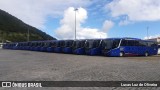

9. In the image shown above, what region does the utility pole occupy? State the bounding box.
[74,8,78,40]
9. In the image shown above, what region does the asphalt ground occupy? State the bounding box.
[0,49,160,90]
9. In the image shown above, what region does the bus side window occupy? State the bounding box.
[127,40,135,46]
[134,40,139,46]
[121,40,127,46]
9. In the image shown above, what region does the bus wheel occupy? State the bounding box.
[120,52,124,57]
[145,52,149,57]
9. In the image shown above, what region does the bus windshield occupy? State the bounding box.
[50,42,56,47]
[73,40,85,49]
[65,41,73,47]
[44,42,51,47]
[85,40,101,49]
[55,41,65,47]
[55,42,60,47]
[102,39,120,50]
[40,42,44,47]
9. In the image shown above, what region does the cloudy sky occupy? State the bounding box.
[0,0,160,39]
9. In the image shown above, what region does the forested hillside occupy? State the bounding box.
[0,9,56,42]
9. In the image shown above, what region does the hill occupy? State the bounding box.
[0,9,56,42]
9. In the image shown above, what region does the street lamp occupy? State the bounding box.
[74,8,78,40]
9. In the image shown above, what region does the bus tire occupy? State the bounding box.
[120,52,124,57]
[145,52,149,57]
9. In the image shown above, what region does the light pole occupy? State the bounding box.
[147,26,149,39]
[74,8,78,40]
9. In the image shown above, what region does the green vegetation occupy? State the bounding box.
[0,9,56,42]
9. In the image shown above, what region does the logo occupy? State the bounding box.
[2,82,11,87]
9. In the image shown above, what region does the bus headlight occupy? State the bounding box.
[120,47,124,51]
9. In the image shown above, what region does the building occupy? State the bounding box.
[147,37,160,44]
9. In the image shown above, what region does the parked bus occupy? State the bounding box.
[24,42,30,50]
[33,41,44,51]
[29,41,39,51]
[72,40,86,55]
[18,42,26,50]
[84,39,102,55]
[3,43,16,49]
[40,41,52,52]
[21,42,28,50]
[13,42,21,50]
[102,38,158,57]
[47,41,56,52]
[63,40,74,54]
[54,40,65,53]
[3,43,9,49]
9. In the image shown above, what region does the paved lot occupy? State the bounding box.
[0,49,160,90]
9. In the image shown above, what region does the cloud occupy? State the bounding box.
[0,0,91,29]
[102,20,114,32]
[144,34,160,39]
[106,0,160,23]
[55,7,107,39]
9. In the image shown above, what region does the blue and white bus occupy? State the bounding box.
[63,40,74,54]
[72,40,86,55]
[84,39,102,55]
[102,38,158,57]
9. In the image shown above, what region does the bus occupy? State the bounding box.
[25,42,32,50]
[3,43,16,49]
[33,41,44,51]
[47,41,56,52]
[21,42,28,50]
[63,40,74,54]
[29,41,39,51]
[13,42,21,50]
[18,42,26,50]
[40,41,52,52]
[24,42,30,50]
[84,39,102,55]
[102,38,158,57]
[72,40,86,55]
[54,40,65,53]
